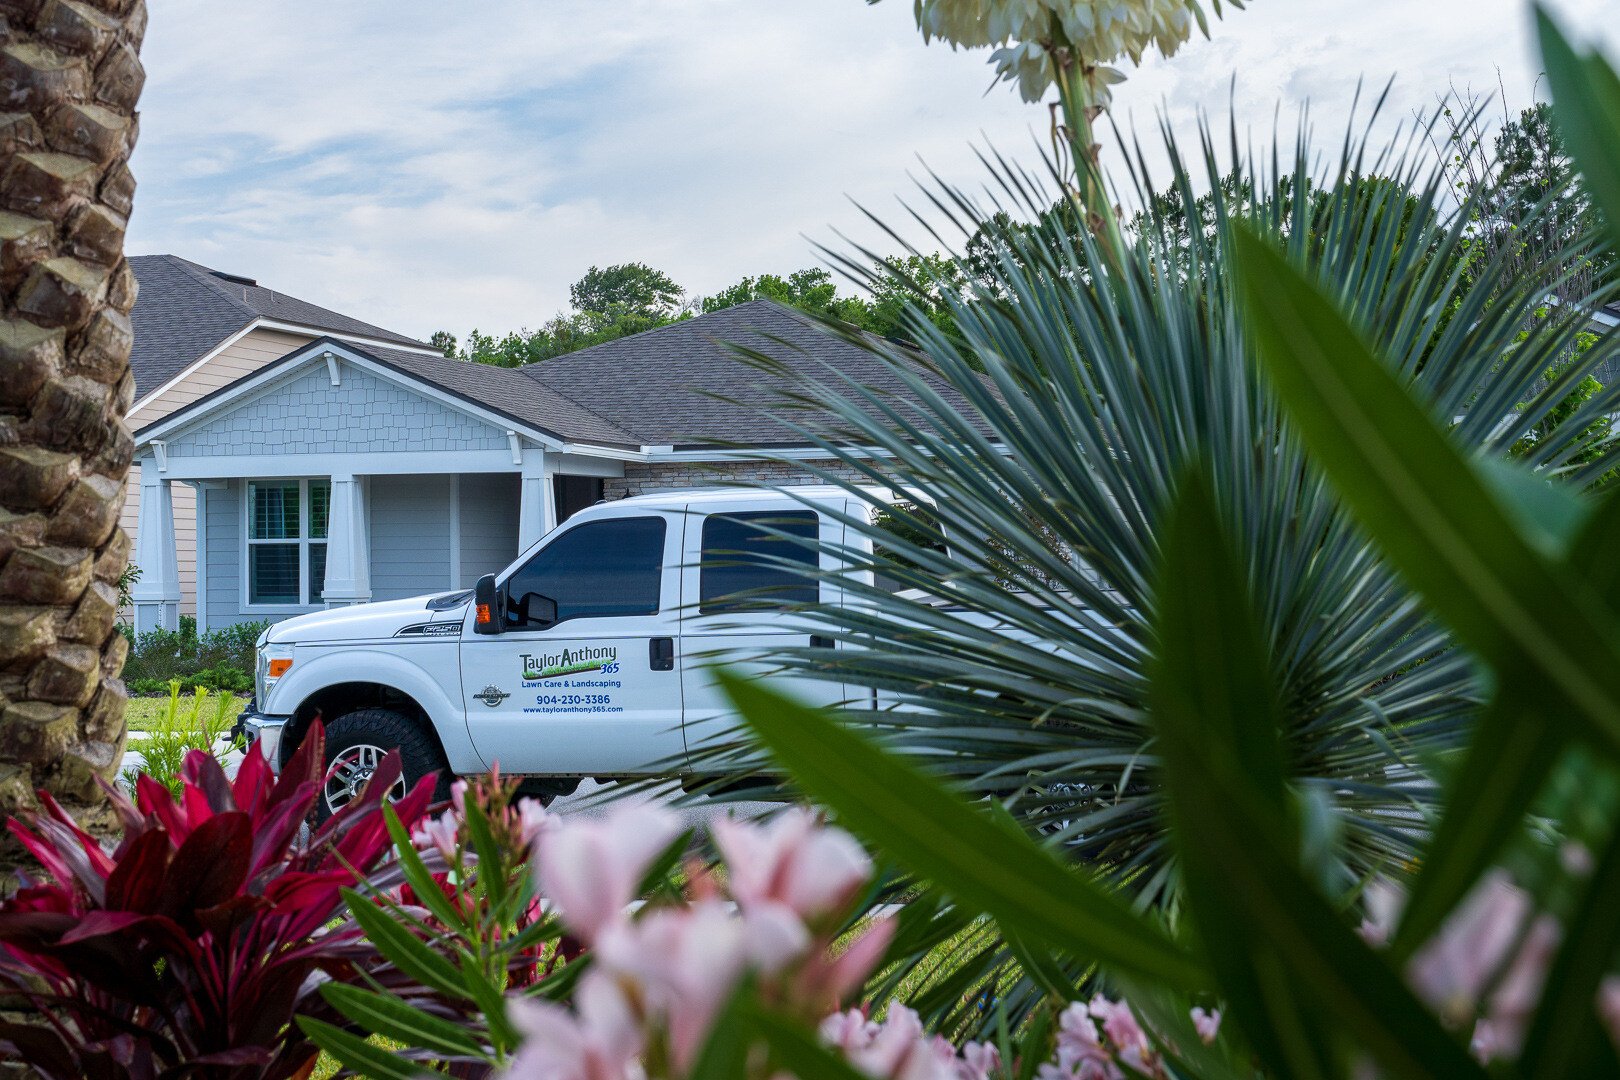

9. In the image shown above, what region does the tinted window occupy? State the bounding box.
[505,517,666,627]
[870,501,948,593]
[700,512,819,614]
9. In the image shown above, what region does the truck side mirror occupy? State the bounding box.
[473,574,503,635]
[514,591,558,628]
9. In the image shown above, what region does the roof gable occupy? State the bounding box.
[135,338,640,452]
[128,255,430,400]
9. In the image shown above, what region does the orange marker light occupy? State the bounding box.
[476,603,492,625]
[268,658,293,678]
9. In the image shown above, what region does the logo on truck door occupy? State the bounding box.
[474,685,511,707]
[520,645,620,682]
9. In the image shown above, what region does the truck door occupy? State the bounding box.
[677,500,848,766]
[459,510,685,774]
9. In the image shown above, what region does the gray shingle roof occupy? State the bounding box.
[356,344,641,448]
[521,300,988,449]
[129,255,427,399]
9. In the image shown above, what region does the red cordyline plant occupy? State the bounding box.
[0,721,437,1080]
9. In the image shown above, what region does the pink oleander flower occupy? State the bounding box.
[712,808,873,922]
[411,807,461,865]
[517,797,554,847]
[822,1007,881,1055]
[1357,877,1405,949]
[959,1041,1002,1080]
[1479,914,1561,1060]
[1191,1006,1221,1045]
[597,900,808,1072]
[1044,1002,1116,1080]
[1407,870,1532,1027]
[846,1005,959,1080]
[536,806,681,943]
[790,918,896,1012]
[506,970,646,1080]
[1089,996,1152,1071]
[1598,976,1620,1054]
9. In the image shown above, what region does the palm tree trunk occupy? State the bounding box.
[0,0,146,832]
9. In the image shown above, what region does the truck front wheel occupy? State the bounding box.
[320,708,451,822]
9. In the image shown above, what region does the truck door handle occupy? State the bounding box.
[650,637,674,671]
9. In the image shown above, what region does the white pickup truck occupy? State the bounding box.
[242,486,899,816]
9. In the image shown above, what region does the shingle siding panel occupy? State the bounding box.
[163,368,509,458]
[458,473,520,586]
[203,479,254,627]
[369,475,453,601]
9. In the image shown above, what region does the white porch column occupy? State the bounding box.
[322,474,372,606]
[518,449,557,551]
[131,469,181,634]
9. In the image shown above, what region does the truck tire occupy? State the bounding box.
[319,708,451,822]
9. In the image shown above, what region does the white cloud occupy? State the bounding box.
[126,0,1618,340]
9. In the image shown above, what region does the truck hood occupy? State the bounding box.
[265,593,468,645]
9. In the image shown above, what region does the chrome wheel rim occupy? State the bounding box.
[324,743,407,814]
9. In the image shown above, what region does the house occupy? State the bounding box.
[127,271,982,634]
[124,256,443,626]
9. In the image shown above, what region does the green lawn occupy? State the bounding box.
[124,693,243,733]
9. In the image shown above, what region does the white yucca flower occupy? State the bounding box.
[911,0,1240,101]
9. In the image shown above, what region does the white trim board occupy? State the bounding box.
[144,449,534,480]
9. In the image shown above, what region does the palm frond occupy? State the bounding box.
[681,98,1620,1034]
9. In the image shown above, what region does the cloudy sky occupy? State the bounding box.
[127,0,1616,342]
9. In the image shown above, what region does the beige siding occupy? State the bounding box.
[130,327,314,430]
[125,326,316,619]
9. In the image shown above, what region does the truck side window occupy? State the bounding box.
[699,512,819,614]
[504,517,666,628]
[870,501,948,592]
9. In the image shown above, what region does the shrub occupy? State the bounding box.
[0,723,438,1080]
[121,682,242,797]
[122,619,268,687]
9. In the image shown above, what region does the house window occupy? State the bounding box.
[247,479,330,606]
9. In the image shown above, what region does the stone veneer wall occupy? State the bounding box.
[603,459,873,501]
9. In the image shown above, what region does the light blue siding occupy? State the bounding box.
[458,473,520,585]
[369,474,454,601]
[202,479,259,627]
[164,367,509,459]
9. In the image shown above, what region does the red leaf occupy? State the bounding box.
[180,780,214,834]
[263,870,348,912]
[230,746,272,819]
[7,820,77,893]
[136,774,188,842]
[58,911,146,946]
[156,812,252,923]
[182,749,235,814]
[247,785,317,880]
[275,718,325,800]
[104,831,172,914]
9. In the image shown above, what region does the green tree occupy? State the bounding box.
[700,258,964,342]
[569,262,684,323]
[436,263,689,368]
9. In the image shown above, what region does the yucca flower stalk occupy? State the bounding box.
[895,0,1245,233]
